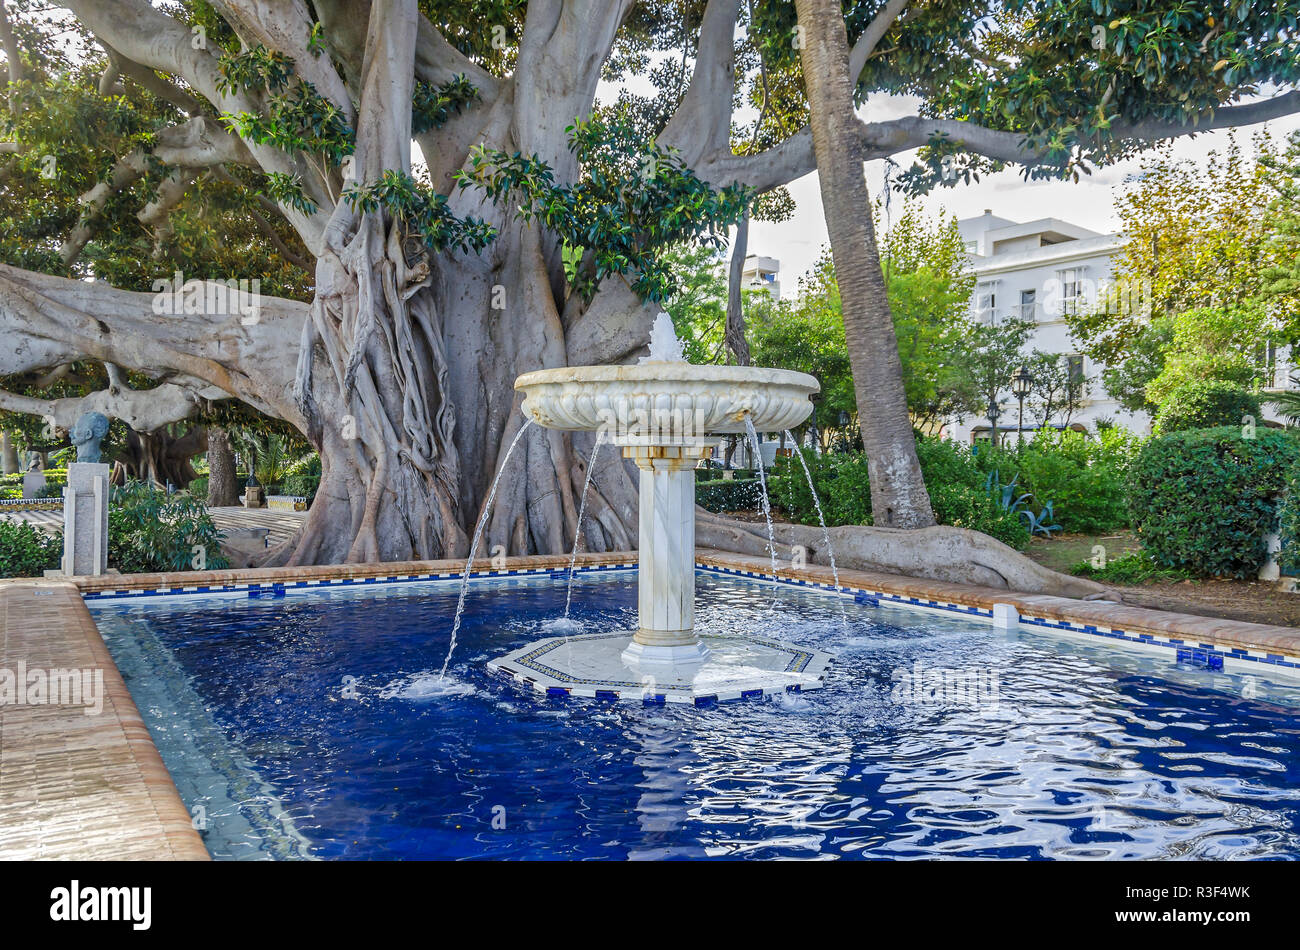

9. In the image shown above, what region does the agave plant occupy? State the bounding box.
[984,469,1062,538]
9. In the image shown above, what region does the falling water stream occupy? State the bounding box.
[743,416,780,597]
[562,429,606,622]
[783,429,847,623]
[438,418,534,680]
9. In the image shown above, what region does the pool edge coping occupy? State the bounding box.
[0,581,210,861]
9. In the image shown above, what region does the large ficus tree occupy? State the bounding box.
[0,0,1296,590]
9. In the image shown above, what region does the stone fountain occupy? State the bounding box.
[488,314,833,704]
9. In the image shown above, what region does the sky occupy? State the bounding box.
[749,95,1300,297]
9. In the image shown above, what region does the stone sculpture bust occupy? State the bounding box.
[70,411,110,464]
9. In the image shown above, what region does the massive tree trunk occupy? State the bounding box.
[113,425,207,489]
[206,427,239,507]
[275,0,643,566]
[0,430,17,474]
[793,0,935,529]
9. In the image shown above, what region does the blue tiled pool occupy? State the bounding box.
[89,571,1300,859]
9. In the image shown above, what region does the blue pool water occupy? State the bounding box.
[90,571,1300,860]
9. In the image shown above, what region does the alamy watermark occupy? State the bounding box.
[0,662,105,716]
[151,270,261,325]
[889,659,1000,715]
[595,398,709,447]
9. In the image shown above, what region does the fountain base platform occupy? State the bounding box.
[487,632,832,704]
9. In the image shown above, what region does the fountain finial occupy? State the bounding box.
[640,311,687,364]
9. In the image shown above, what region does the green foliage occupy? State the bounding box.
[661,244,728,364]
[1070,134,1298,368]
[1007,428,1139,534]
[1128,427,1299,578]
[1144,304,1275,407]
[695,478,767,513]
[458,116,751,302]
[107,481,228,574]
[0,521,61,578]
[263,172,318,216]
[1280,459,1300,576]
[1070,552,1193,585]
[982,469,1060,538]
[282,473,320,499]
[345,169,495,254]
[218,46,354,165]
[1261,131,1300,304]
[1153,380,1261,434]
[771,440,1030,550]
[411,75,480,134]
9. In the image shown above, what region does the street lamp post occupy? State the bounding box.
[1011,365,1034,450]
[987,398,1002,449]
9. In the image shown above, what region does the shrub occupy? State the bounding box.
[1008,428,1137,534]
[695,478,767,513]
[928,480,1030,549]
[1278,460,1300,577]
[1154,380,1261,434]
[772,442,1029,549]
[0,521,62,577]
[108,481,229,573]
[283,472,320,499]
[1128,426,1298,577]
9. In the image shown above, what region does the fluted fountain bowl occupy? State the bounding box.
[515,364,820,446]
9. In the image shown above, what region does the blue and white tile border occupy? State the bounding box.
[698,563,1300,680]
[80,561,636,601]
[78,556,1300,682]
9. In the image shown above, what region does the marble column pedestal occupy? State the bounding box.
[622,444,711,672]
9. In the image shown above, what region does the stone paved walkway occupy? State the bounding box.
[0,581,208,859]
[1,503,308,548]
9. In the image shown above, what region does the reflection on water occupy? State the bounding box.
[91,572,1300,860]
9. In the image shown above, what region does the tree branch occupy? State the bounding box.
[60,117,257,268]
[0,378,223,433]
[659,0,741,161]
[0,263,310,430]
[847,0,910,81]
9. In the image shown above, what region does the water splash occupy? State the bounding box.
[743,416,779,599]
[784,430,847,624]
[639,311,687,363]
[563,429,606,621]
[381,671,477,701]
[439,419,534,679]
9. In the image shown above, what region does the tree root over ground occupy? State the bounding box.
[697,511,1117,600]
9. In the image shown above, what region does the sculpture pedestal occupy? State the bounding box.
[61,462,109,576]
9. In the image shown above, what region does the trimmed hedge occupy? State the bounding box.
[1129,426,1298,577]
[1154,380,1260,434]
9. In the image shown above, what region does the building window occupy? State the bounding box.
[1019,289,1036,321]
[1066,354,1085,396]
[1059,268,1083,314]
[975,282,998,325]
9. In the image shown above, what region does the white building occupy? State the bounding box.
[943,210,1151,444]
[741,254,781,299]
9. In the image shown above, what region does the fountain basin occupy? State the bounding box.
[500,339,826,703]
[515,364,819,445]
